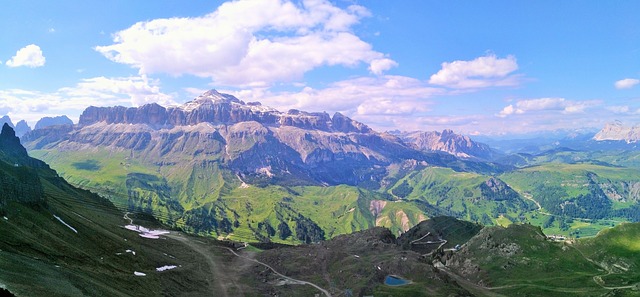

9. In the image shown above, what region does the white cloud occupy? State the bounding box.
[606,105,640,115]
[356,98,428,116]
[369,58,398,75]
[223,75,440,117]
[6,44,46,68]
[60,76,175,106]
[429,54,520,89]
[614,78,640,89]
[607,105,630,113]
[96,0,392,87]
[497,97,600,117]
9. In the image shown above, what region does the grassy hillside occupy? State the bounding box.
[30,147,640,243]
[443,222,640,296]
[30,148,438,243]
[500,163,640,237]
[576,223,640,289]
[384,167,535,226]
[446,224,603,296]
[0,148,257,296]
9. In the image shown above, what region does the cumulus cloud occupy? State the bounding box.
[614,78,640,89]
[369,58,398,75]
[497,97,600,117]
[6,44,46,68]
[96,0,393,87]
[60,76,175,106]
[429,54,520,89]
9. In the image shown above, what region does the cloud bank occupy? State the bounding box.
[96,0,396,87]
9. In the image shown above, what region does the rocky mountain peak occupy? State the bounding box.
[14,120,31,137]
[0,123,30,164]
[180,89,243,111]
[0,115,14,129]
[331,112,372,134]
[593,121,640,143]
[441,129,455,136]
[1,123,17,139]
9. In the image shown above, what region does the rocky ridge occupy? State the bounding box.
[398,129,497,160]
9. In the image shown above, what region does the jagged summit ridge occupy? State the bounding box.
[78,89,371,133]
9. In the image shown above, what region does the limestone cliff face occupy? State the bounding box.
[78,90,350,132]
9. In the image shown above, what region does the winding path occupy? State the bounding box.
[571,245,640,290]
[437,245,638,295]
[124,212,330,296]
[222,246,332,297]
[165,233,234,297]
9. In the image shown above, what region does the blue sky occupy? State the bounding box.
[1,0,639,136]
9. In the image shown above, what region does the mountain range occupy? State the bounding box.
[4,90,640,246]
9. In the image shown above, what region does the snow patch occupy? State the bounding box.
[156,265,178,272]
[134,271,146,276]
[54,215,78,233]
[125,224,169,239]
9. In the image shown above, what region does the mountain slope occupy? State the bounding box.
[443,222,640,296]
[0,124,262,296]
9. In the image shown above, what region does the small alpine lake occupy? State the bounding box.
[384,275,411,286]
